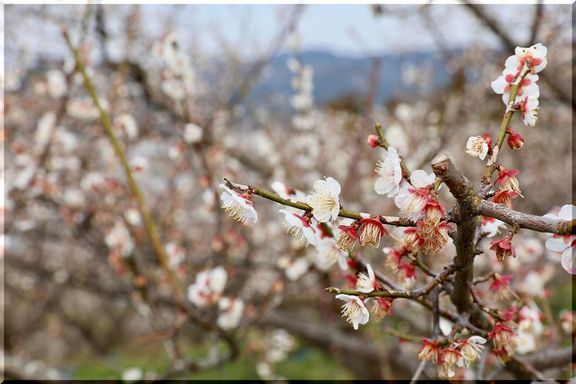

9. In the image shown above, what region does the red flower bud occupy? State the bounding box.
[506,128,525,149]
[367,134,380,148]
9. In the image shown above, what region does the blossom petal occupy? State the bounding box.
[545,237,568,253]
[561,248,575,274]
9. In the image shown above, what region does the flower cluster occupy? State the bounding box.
[491,43,547,127]
[187,267,244,330]
[334,264,394,330]
[489,322,517,362]
[418,336,487,378]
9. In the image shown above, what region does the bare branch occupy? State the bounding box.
[480,200,574,235]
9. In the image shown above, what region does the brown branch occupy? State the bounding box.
[431,154,481,316]
[479,200,574,235]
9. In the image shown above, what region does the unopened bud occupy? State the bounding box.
[507,128,524,149]
[367,134,380,148]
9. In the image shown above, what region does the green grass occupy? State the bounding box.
[69,338,353,380]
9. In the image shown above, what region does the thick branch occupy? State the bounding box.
[480,200,575,235]
[432,154,481,315]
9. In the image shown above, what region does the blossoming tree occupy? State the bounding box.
[4,4,574,381]
[221,43,574,379]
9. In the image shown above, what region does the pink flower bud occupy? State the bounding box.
[507,128,525,149]
[367,134,380,148]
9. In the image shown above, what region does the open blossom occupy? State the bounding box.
[374,146,403,197]
[217,297,244,330]
[419,217,450,254]
[315,237,348,271]
[336,224,359,252]
[480,216,505,238]
[505,43,547,75]
[490,237,515,263]
[183,123,203,144]
[187,266,227,307]
[357,218,387,248]
[166,242,185,268]
[489,273,514,300]
[355,264,377,293]
[438,348,462,378]
[491,67,539,105]
[105,221,134,257]
[457,336,487,367]
[544,205,575,274]
[394,170,435,217]
[280,257,310,281]
[305,177,341,222]
[369,297,393,321]
[495,168,522,197]
[418,339,440,364]
[465,135,489,160]
[219,184,258,224]
[518,94,539,127]
[492,190,519,209]
[489,322,516,351]
[402,226,425,253]
[335,294,369,330]
[397,262,416,289]
[279,209,318,246]
[384,246,409,272]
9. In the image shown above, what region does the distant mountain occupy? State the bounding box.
[250,49,457,107]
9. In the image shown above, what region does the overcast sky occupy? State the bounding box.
[5,3,570,71]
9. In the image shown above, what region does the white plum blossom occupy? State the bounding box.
[458,336,487,367]
[410,169,436,188]
[465,136,489,160]
[480,217,506,238]
[116,113,138,140]
[394,170,434,217]
[219,184,258,224]
[518,266,554,297]
[279,209,318,246]
[183,123,203,144]
[282,257,309,281]
[305,177,341,222]
[125,209,142,227]
[374,146,403,197]
[491,66,539,105]
[505,43,548,74]
[187,266,227,307]
[46,69,67,98]
[335,294,370,330]
[518,94,539,127]
[355,264,376,293]
[514,331,536,355]
[314,237,348,271]
[165,242,185,268]
[217,297,244,330]
[544,205,575,274]
[105,221,134,257]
